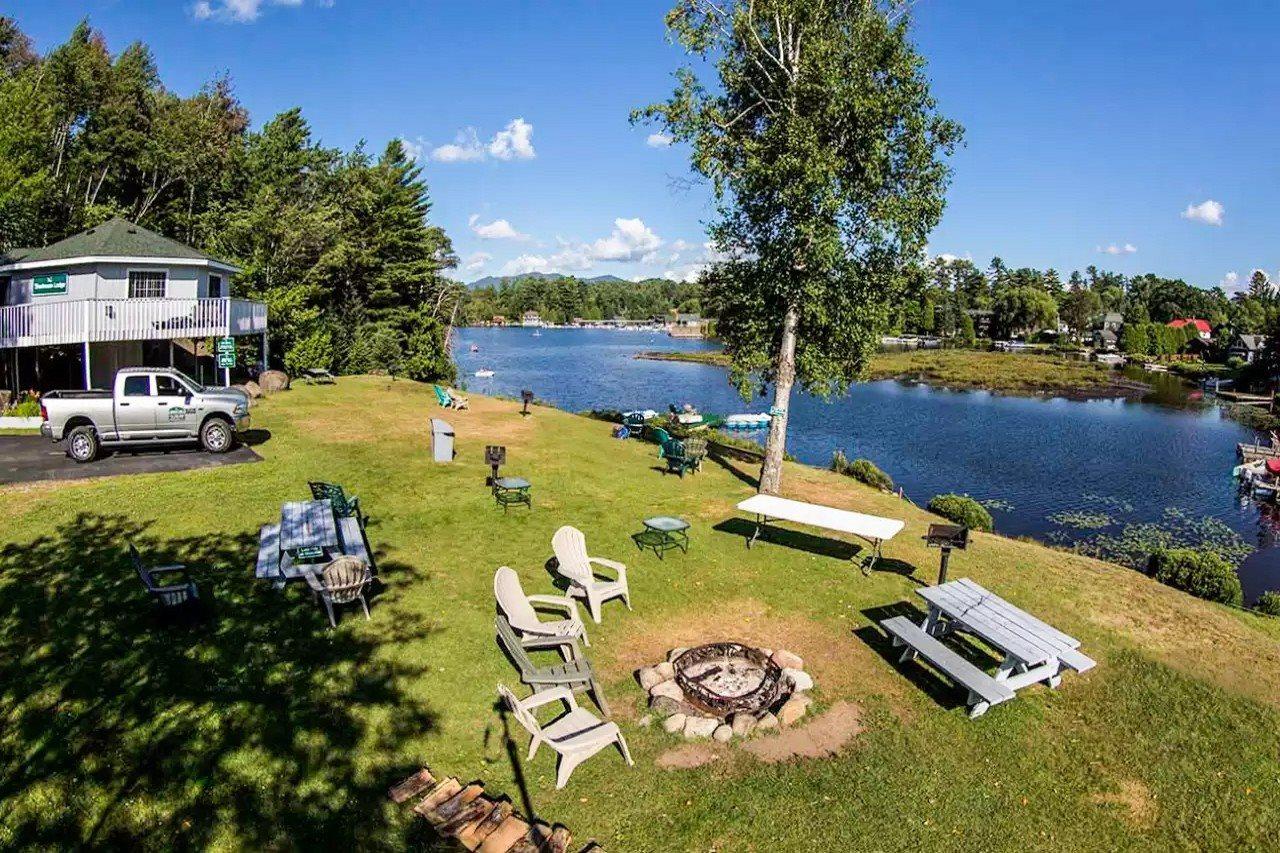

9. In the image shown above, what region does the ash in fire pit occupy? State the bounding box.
[674,643,782,718]
[637,644,815,743]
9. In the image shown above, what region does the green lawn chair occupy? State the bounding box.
[309,481,365,529]
[432,385,452,408]
[683,437,707,473]
[622,412,647,437]
[496,615,609,715]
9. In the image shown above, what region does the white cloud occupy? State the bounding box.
[424,119,536,163]
[193,0,323,23]
[487,118,536,161]
[1182,199,1225,226]
[1219,271,1241,293]
[646,132,673,148]
[468,214,529,241]
[400,137,425,162]
[1098,243,1138,256]
[462,252,492,273]
[430,128,485,163]
[499,246,593,276]
[588,217,663,262]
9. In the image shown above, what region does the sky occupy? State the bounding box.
[3,1,1278,290]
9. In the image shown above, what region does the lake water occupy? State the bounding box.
[454,327,1280,603]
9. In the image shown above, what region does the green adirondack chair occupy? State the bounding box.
[496,615,610,715]
[309,481,365,529]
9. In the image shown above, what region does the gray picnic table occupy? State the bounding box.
[278,499,339,578]
[883,578,1095,718]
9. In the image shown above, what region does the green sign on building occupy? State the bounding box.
[32,273,68,296]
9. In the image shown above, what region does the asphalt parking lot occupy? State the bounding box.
[0,434,262,485]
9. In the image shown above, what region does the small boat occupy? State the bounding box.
[721,413,772,430]
[474,369,495,378]
[469,344,480,353]
[1142,362,1168,373]
[532,330,542,337]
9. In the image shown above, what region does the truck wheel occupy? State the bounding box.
[67,425,99,463]
[200,418,233,454]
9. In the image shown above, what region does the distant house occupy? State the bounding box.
[521,311,542,327]
[1092,328,1119,352]
[1227,334,1267,364]
[1168,318,1212,341]
[1100,312,1124,331]
[666,312,704,339]
[490,315,507,326]
[964,308,994,337]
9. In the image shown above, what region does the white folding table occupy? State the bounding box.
[736,493,905,573]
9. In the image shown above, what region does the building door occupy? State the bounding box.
[153,372,198,436]
[116,373,158,438]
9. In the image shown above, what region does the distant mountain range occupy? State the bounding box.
[467,272,639,288]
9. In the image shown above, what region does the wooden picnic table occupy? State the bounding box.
[917,578,1094,693]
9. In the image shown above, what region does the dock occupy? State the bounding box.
[1238,443,1280,463]
[1215,390,1273,408]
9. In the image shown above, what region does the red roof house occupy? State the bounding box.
[1168,318,1212,340]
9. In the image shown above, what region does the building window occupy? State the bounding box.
[0,276,10,306]
[208,274,223,299]
[128,271,167,299]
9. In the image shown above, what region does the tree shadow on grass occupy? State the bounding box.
[0,513,440,850]
[705,453,760,490]
[855,603,1005,715]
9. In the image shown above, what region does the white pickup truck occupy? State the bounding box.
[40,368,251,462]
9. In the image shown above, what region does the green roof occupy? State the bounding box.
[3,218,233,267]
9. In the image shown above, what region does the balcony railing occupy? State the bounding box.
[0,298,268,349]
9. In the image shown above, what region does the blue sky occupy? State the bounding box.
[4,1,1278,290]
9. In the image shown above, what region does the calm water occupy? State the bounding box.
[454,327,1279,602]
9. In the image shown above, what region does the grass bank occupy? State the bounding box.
[2,377,1278,850]
[638,348,1142,399]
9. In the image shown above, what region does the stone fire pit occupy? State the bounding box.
[637,644,814,742]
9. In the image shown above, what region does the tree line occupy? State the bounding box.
[0,17,459,380]
[893,256,1277,345]
[460,275,704,325]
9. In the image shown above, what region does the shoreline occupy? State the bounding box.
[635,348,1154,401]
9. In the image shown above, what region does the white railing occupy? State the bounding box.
[0,298,268,349]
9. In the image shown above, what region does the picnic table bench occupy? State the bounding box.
[884,578,1095,718]
[736,493,905,573]
[256,498,375,581]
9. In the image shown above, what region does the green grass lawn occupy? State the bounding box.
[2,377,1278,850]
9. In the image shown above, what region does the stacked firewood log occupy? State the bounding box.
[388,768,600,852]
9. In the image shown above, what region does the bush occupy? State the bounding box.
[831,451,895,491]
[927,494,994,532]
[1255,590,1280,617]
[1148,548,1243,607]
[6,393,40,417]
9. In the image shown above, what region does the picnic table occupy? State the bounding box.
[882,578,1095,717]
[736,494,904,573]
[257,497,374,583]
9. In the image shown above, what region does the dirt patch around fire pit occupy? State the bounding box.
[1086,779,1158,829]
[655,743,722,770]
[741,701,865,763]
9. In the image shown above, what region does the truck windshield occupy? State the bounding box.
[170,371,204,394]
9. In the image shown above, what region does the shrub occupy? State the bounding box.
[831,451,895,491]
[1148,548,1243,607]
[927,494,994,532]
[6,393,40,417]
[1255,590,1280,617]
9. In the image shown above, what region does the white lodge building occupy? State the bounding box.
[0,218,268,393]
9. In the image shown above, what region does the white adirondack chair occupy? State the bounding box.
[498,683,633,789]
[551,526,631,623]
[494,566,589,656]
